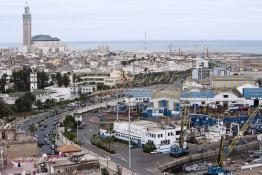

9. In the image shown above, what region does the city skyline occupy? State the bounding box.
[0,0,262,43]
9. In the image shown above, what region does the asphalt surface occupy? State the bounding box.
[18,94,259,175]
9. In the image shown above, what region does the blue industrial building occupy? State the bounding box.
[181,91,215,98]
[243,88,262,99]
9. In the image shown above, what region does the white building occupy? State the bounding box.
[76,70,122,87]
[69,85,97,94]
[112,120,181,153]
[35,86,77,103]
[30,72,37,92]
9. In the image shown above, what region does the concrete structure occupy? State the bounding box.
[32,35,67,54]
[36,153,100,175]
[124,89,152,103]
[35,86,78,103]
[192,67,231,81]
[112,120,181,153]
[69,84,97,94]
[22,4,32,51]
[77,70,122,87]
[211,75,257,89]
[30,72,37,92]
[0,123,38,159]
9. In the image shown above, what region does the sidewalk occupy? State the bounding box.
[56,127,138,175]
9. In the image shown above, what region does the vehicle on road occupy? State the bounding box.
[150,151,159,155]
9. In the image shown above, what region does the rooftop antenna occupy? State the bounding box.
[144,32,147,51]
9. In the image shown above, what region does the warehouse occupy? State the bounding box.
[112,120,181,153]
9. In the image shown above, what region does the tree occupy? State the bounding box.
[0,100,14,120]
[56,72,63,87]
[0,74,7,93]
[29,124,37,136]
[36,100,43,110]
[104,124,114,151]
[257,78,262,88]
[63,115,77,133]
[101,168,109,175]
[63,73,70,87]
[11,68,31,92]
[15,92,35,112]
[143,142,156,153]
[37,71,49,89]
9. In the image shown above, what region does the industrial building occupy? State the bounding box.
[211,75,257,89]
[112,120,181,153]
[124,89,152,103]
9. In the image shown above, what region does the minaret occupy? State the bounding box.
[23,3,32,50]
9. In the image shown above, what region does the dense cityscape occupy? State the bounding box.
[0,2,262,175]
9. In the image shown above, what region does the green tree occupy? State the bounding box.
[0,100,14,120]
[63,73,70,87]
[0,74,7,93]
[104,124,114,151]
[37,71,49,89]
[143,142,156,153]
[63,115,77,133]
[15,92,35,112]
[29,124,37,136]
[56,72,63,87]
[36,100,43,110]
[101,168,109,175]
[11,68,31,91]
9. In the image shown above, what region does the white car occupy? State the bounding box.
[150,151,158,154]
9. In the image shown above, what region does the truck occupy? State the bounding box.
[169,145,189,157]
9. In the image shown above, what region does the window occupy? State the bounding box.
[161,140,170,145]
[223,95,228,98]
[168,133,170,136]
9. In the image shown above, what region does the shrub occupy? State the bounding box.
[143,142,156,153]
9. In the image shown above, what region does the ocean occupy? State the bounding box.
[1,40,262,54]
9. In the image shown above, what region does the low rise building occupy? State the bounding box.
[211,75,257,89]
[124,89,152,104]
[0,123,38,159]
[76,70,122,87]
[112,120,181,153]
[36,153,100,175]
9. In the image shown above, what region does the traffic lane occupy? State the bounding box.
[79,112,161,175]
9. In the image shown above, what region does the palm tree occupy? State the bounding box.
[105,124,115,151]
[29,124,37,136]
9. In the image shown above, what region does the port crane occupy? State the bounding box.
[208,105,261,175]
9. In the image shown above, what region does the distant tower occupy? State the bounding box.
[23,3,32,50]
[30,72,37,92]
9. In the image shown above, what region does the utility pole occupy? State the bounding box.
[116,105,119,121]
[128,103,131,170]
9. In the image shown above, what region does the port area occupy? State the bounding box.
[160,135,258,174]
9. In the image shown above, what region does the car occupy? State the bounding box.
[82,123,87,127]
[37,141,44,147]
[150,151,159,155]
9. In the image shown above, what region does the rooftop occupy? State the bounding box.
[181,90,215,98]
[32,35,60,42]
[124,89,152,98]
[56,144,81,153]
[212,75,255,81]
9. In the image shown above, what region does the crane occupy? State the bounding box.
[208,105,261,175]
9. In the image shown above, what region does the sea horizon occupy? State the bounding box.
[1,40,262,54]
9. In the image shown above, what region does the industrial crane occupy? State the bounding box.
[208,105,261,175]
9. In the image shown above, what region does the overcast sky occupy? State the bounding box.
[0,0,262,42]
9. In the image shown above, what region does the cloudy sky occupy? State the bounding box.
[0,0,262,42]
